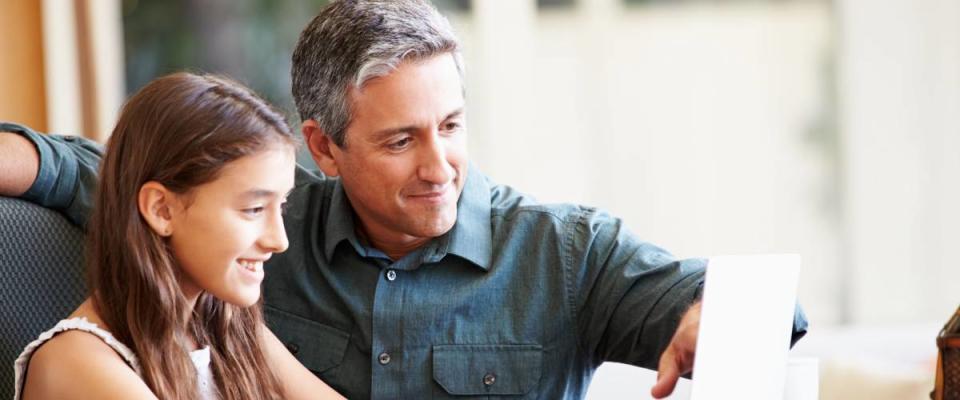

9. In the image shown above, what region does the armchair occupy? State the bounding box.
[0,196,86,399]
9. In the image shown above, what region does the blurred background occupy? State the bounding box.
[1,0,957,398]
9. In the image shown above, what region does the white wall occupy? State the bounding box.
[838,0,960,325]
[448,1,959,397]
[455,0,842,325]
[452,0,960,328]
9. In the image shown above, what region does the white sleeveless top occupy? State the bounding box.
[13,317,217,400]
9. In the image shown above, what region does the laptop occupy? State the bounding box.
[688,254,801,400]
[585,254,801,400]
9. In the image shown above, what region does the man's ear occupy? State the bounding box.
[138,181,178,237]
[302,119,342,177]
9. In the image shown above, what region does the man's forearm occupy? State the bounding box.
[0,131,40,196]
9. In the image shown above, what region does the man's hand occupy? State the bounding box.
[650,301,701,399]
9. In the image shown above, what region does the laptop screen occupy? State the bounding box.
[689,254,801,400]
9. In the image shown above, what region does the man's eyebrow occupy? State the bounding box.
[370,126,415,143]
[369,107,466,143]
[443,108,465,121]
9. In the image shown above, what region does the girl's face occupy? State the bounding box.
[167,145,296,307]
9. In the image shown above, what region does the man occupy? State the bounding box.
[0,0,806,398]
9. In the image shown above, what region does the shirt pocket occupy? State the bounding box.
[432,344,543,399]
[264,305,350,374]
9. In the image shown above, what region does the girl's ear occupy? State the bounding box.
[138,181,178,237]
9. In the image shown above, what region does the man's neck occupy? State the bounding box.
[355,224,431,261]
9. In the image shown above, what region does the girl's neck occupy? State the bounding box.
[182,295,203,351]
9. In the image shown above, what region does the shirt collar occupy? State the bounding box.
[443,164,493,270]
[322,164,493,271]
[323,179,362,261]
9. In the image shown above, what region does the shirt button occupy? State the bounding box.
[483,373,496,386]
[385,269,397,281]
[285,342,300,355]
[378,352,391,365]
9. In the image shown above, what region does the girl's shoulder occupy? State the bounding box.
[27,323,133,375]
[17,301,158,399]
[21,328,156,399]
[29,314,131,366]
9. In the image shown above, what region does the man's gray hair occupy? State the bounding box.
[292,0,464,147]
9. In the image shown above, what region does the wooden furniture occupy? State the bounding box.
[934,306,960,400]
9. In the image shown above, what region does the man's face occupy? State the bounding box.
[326,54,468,246]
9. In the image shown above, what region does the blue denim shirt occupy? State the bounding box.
[5,122,807,399]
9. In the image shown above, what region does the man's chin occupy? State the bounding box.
[410,212,457,238]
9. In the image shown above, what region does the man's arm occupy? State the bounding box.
[568,209,809,398]
[567,208,706,370]
[1,122,331,230]
[0,122,104,229]
[0,130,40,196]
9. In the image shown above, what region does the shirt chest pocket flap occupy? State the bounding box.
[433,344,543,396]
[265,306,350,373]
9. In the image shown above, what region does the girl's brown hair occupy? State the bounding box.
[87,72,294,399]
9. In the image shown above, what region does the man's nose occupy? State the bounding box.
[417,132,455,185]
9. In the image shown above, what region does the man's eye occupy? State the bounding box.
[243,206,265,215]
[388,137,412,149]
[443,121,461,132]
[280,201,291,215]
